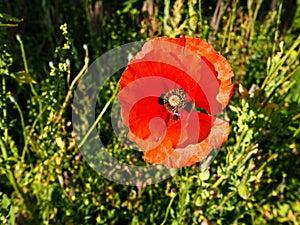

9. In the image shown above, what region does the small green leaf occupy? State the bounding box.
[238,183,250,200]
[12,71,37,84]
[0,23,19,27]
[2,194,11,208]
[0,13,23,22]
[195,196,202,207]
[277,203,290,217]
[199,169,210,181]
[185,193,190,205]
[9,206,16,225]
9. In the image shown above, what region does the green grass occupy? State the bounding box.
[1,0,300,224]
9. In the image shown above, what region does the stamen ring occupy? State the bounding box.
[168,95,181,107]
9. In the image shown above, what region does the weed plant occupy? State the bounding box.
[0,0,300,224]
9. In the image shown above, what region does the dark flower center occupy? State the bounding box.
[158,88,193,120]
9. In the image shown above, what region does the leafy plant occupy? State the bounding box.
[0,0,299,224]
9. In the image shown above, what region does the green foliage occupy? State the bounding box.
[0,12,22,27]
[0,0,300,224]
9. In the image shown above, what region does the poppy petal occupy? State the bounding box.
[143,36,234,113]
[118,36,233,168]
[177,112,215,148]
[131,109,189,152]
[160,117,230,168]
[184,37,234,110]
[120,37,233,114]
[128,96,168,140]
[143,112,214,165]
[119,76,175,127]
[120,59,215,114]
[185,117,230,166]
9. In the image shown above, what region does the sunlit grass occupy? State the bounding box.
[0,0,299,224]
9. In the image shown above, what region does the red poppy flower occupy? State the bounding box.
[118,36,233,168]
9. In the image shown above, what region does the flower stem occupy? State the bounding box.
[160,194,176,225]
[0,77,39,224]
[55,59,88,124]
[163,0,170,35]
[16,35,43,133]
[78,83,120,149]
[1,75,8,157]
[13,100,29,162]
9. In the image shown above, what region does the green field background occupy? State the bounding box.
[0,0,300,224]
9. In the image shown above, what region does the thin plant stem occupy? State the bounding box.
[217,191,236,210]
[164,0,170,35]
[233,127,248,153]
[55,60,88,124]
[249,0,263,45]
[198,0,203,36]
[261,35,300,90]
[160,194,176,225]
[12,100,28,161]
[78,83,120,149]
[226,0,239,51]
[272,0,282,54]
[16,35,43,133]
[16,35,40,100]
[212,139,256,190]
[0,78,39,224]
[2,75,8,146]
[260,66,300,112]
